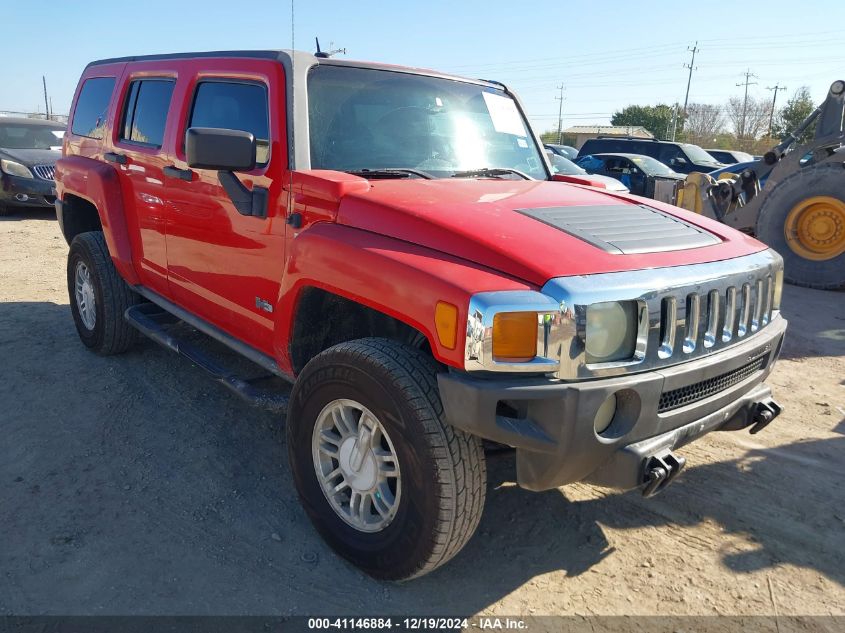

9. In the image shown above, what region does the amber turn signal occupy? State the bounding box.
[435,301,458,349]
[492,312,538,362]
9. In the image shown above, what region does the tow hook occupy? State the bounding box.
[749,398,782,434]
[641,450,686,498]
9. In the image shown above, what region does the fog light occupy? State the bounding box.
[594,393,617,435]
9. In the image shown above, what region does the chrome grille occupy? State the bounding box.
[32,164,55,180]
[658,355,767,412]
[541,249,784,380]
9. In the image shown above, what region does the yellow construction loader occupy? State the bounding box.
[675,80,845,289]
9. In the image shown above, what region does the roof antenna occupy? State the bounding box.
[315,37,346,58]
[315,37,328,58]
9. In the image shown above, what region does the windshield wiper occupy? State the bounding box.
[450,167,531,180]
[345,168,433,180]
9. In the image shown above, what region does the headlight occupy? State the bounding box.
[585,300,637,363]
[0,159,33,179]
[772,269,783,310]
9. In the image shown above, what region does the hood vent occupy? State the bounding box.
[516,204,720,254]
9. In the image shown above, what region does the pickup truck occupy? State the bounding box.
[55,50,786,580]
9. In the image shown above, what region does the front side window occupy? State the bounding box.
[189,81,270,164]
[630,154,676,175]
[120,79,175,147]
[681,143,720,164]
[71,77,116,139]
[308,65,546,179]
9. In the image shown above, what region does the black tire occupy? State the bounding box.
[0,203,11,217]
[67,231,141,355]
[756,163,845,289]
[287,338,486,580]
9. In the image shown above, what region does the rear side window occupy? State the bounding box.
[189,81,270,164]
[71,77,115,139]
[120,79,175,148]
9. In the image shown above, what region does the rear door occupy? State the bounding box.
[107,71,178,296]
[162,59,288,355]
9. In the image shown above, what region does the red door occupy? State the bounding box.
[107,71,179,297]
[162,60,288,355]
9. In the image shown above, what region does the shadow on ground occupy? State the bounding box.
[0,207,56,222]
[1,300,843,615]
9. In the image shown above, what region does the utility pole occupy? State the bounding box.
[766,83,786,138]
[42,76,50,120]
[670,102,679,141]
[555,84,565,144]
[682,41,699,115]
[736,69,758,139]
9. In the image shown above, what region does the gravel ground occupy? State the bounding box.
[1,208,844,617]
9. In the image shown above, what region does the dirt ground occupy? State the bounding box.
[1,208,844,618]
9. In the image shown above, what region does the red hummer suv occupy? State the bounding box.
[56,50,786,580]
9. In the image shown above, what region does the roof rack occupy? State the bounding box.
[595,135,661,141]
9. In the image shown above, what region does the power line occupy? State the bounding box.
[736,68,759,138]
[766,83,787,137]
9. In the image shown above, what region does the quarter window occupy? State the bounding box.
[120,79,175,147]
[71,77,116,139]
[189,81,270,164]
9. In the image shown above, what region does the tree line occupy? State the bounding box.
[543,87,816,154]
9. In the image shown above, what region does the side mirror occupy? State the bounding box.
[186,127,256,172]
[186,127,267,218]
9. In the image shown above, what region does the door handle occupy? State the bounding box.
[104,152,127,164]
[163,166,194,182]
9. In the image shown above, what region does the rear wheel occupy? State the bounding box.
[287,338,486,580]
[757,163,845,289]
[67,231,141,354]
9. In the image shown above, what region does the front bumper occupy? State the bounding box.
[438,314,786,492]
[0,173,56,208]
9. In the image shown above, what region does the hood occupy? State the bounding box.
[0,147,60,167]
[334,178,766,286]
[573,173,630,192]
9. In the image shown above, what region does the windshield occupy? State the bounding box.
[682,143,719,164]
[629,155,676,175]
[0,122,65,150]
[547,152,586,175]
[308,65,546,179]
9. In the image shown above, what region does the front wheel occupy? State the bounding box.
[287,338,487,580]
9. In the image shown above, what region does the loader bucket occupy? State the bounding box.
[675,172,716,214]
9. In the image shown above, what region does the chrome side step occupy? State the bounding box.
[125,303,289,413]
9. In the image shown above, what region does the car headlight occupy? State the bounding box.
[0,159,33,179]
[585,300,638,363]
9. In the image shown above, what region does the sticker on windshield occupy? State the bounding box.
[482,92,527,137]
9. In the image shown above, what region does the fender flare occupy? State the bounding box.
[271,223,531,375]
[55,155,139,285]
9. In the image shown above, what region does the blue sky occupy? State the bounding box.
[3,0,844,135]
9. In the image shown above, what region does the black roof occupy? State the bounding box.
[85,49,499,88]
[86,49,284,68]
